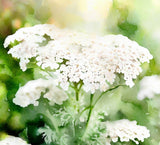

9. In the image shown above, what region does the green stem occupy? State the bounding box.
[93,85,123,107]
[82,85,123,140]
[74,82,83,101]
[76,90,79,101]
[80,106,90,116]
[72,82,83,137]
[81,94,94,140]
[86,94,94,126]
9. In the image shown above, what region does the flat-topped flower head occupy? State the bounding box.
[106,119,150,144]
[138,75,160,100]
[0,136,30,145]
[13,79,68,107]
[4,24,153,93]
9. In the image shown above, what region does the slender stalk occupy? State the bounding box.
[73,81,83,137]
[93,85,123,107]
[81,94,94,140]
[82,85,123,140]
[73,83,79,101]
[86,94,94,125]
[74,82,83,101]
[80,106,90,116]
[76,90,79,101]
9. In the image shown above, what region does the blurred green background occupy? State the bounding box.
[0,0,160,144]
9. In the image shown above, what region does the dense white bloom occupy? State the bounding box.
[0,136,30,145]
[4,24,153,93]
[13,79,68,107]
[106,119,150,144]
[138,75,160,100]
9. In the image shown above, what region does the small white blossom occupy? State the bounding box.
[4,24,153,93]
[13,79,68,107]
[138,75,160,100]
[0,135,30,145]
[106,119,150,144]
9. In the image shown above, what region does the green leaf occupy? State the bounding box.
[38,125,58,144]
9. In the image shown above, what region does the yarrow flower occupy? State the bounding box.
[13,79,68,107]
[106,119,150,144]
[138,75,160,100]
[0,135,30,145]
[4,24,153,93]
[3,24,152,145]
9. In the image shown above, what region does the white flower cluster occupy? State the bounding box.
[4,24,153,93]
[13,79,68,107]
[0,135,30,145]
[138,75,160,100]
[106,119,150,144]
